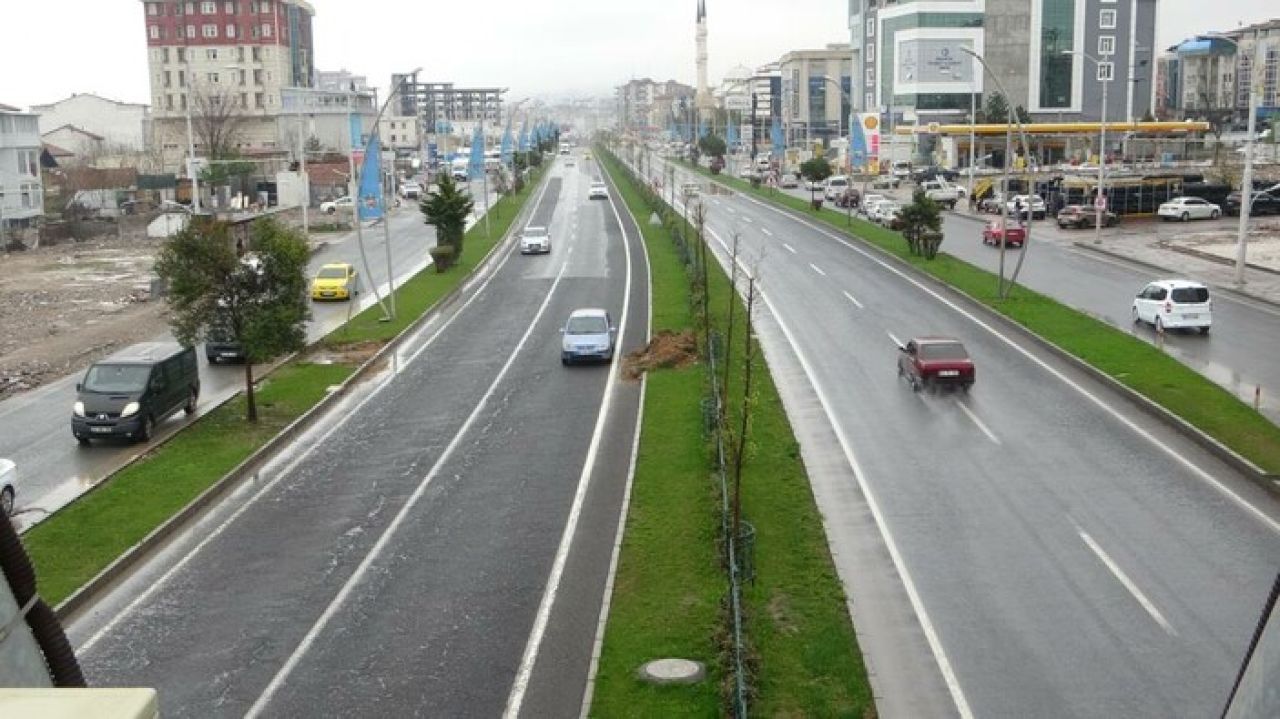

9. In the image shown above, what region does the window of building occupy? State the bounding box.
[203,1,217,13]
[178,70,186,86]
[240,92,248,107]
[1040,0,1076,108]
[185,2,195,14]
[147,3,159,15]
[1099,9,1117,29]
[149,24,160,39]
[176,47,185,62]
[252,46,262,61]
[163,47,170,62]
[185,24,196,38]
[865,91,874,108]
[1098,35,1115,56]
[251,24,260,38]
[202,24,217,38]
[204,48,217,60]
[164,71,172,87]
[253,69,263,84]
[1097,62,1114,81]
[181,94,188,110]
[866,18,874,38]
[261,23,272,37]
[236,46,245,62]
[166,94,174,110]
[260,0,272,11]
[224,1,234,12]
[208,72,220,83]
[255,92,265,108]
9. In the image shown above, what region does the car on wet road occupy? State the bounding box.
[310,262,358,301]
[560,308,616,365]
[897,337,975,392]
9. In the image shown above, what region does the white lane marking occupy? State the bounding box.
[782,243,796,254]
[505,171,637,718]
[246,219,574,719]
[886,331,903,348]
[741,216,754,224]
[666,183,974,717]
[956,401,1001,445]
[579,158,655,719]
[724,206,736,214]
[78,178,554,656]
[809,263,827,277]
[761,227,774,237]
[843,290,864,309]
[734,190,1280,535]
[1076,525,1177,635]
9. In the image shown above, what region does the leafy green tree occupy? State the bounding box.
[800,156,833,204]
[155,218,310,421]
[420,172,474,261]
[698,133,728,159]
[898,189,944,259]
[984,92,1010,124]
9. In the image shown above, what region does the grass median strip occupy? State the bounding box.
[686,163,1280,475]
[27,169,548,609]
[594,151,872,716]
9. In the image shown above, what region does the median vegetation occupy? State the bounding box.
[26,168,547,609]
[593,148,872,716]
[684,162,1280,475]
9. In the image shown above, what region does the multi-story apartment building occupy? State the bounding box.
[0,104,44,231]
[615,79,695,133]
[140,0,317,168]
[395,79,505,142]
[317,69,369,94]
[778,44,852,147]
[848,0,1158,126]
[1160,18,1280,126]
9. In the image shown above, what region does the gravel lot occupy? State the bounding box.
[0,233,166,400]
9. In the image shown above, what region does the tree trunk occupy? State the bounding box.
[244,360,258,422]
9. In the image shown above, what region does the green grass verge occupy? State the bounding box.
[685,162,1280,475]
[27,170,550,608]
[326,169,544,346]
[26,362,353,606]
[596,150,873,716]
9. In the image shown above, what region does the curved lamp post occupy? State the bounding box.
[1064,50,1111,247]
[960,47,1034,298]
[1202,31,1259,285]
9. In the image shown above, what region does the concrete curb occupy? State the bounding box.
[1164,242,1280,277]
[52,171,548,623]
[1072,241,1280,312]
[706,173,1280,498]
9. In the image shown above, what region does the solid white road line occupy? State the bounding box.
[782,243,796,254]
[246,231,575,718]
[956,401,1001,445]
[843,290,864,309]
[1077,525,1177,635]
[504,174,637,719]
[734,190,1280,536]
[886,331,903,348]
[761,227,774,237]
[670,192,974,718]
[78,178,554,656]
[810,263,827,277]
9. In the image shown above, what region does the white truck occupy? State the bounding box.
[920,179,966,209]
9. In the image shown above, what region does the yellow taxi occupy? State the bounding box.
[310,262,358,301]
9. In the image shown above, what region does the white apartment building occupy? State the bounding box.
[778,44,853,147]
[0,104,44,230]
[29,94,151,151]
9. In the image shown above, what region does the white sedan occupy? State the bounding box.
[320,196,354,214]
[1158,196,1221,221]
[588,182,608,200]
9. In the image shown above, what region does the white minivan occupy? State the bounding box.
[824,175,850,201]
[1132,279,1212,334]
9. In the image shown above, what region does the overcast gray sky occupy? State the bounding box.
[2,0,1277,109]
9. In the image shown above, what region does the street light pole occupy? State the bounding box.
[1066,50,1111,246]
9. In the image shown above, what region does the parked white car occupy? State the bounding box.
[861,194,888,217]
[1004,194,1047,220]
[1132,279,1212,334]
[824,175,850,201]
[779,173,799,188]
[873,201,902,225]
[1158,196,1221,221]
[320,196,353,215]
[588,181,609,200]
[804,177,827,192]
[399,181,423,200]
[1,458,15,516]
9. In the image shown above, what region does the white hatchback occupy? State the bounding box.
[1132,279,1212,333]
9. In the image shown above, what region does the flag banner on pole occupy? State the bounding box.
[519,121,530,152]
[468,125,485,181]
[349,113,364,150]
[771,118,784,158]
[725,121,738,147]
[850,114,868,168]
[500,121,514,168]
[698,118,708,139]
[357,135,383,221]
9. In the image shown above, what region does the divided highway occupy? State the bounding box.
[0,197,498,529]
[67,157,650,717]
[656,156,1280,717]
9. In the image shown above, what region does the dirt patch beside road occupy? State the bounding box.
[0,234,167,400]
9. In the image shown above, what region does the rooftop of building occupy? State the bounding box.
[29,93,150,111]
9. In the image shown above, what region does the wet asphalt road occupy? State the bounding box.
[776,179,1280,423]
[0,199,491,530]
[658,156,1280,717]
[69,158,650,718]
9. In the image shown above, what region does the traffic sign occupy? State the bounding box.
[1096,194,1107,211]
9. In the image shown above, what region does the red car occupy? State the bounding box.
[897,337,975,392]
[981,220,1026,248]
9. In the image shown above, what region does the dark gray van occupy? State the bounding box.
[72,342,200,445]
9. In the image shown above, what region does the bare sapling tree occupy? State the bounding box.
[190,83,251,161]
[722,231,741,415]
[732,275,759,544]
